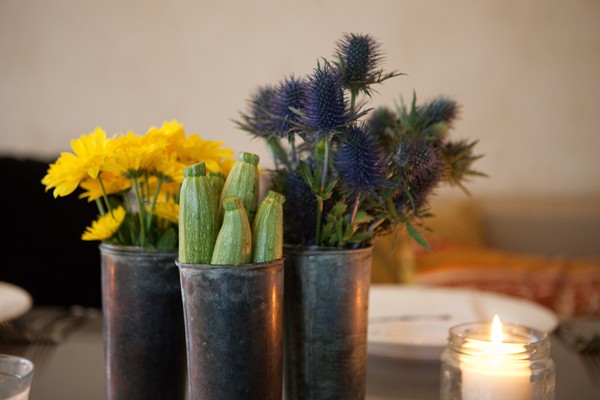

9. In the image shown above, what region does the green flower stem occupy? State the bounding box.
[122,191,132,211]
[97,176,113,216]
[95,198,106,216]
[143,173,150,202]
[147,175,164,233]
[131,176,147,247]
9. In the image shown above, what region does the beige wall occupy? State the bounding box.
[1,0,599,199]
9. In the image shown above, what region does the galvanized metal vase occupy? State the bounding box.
[100,244,187,400]
[177,259,284,400]
[283,245,373,400]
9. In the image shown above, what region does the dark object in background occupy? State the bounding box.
[0,156,101,307]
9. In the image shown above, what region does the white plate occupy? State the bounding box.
[367,285,558,360]
[0,281,33,322]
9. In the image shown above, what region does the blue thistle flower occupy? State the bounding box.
[236,85,277,138]
[367,107,398,151]
[392,138,444,210]
[335,123,386,194]
[399,140,444,210]
[272,76,307,136]
[335,33,384,94]
[408,158,444,210]
[418,96,460,129]
[301,61,349,139]
[368,107,397,136]
[403,139,439,176]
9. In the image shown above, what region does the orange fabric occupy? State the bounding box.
[412,248,600,317]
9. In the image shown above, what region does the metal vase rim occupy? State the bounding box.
[283,244,373,256]
[176,257,284,270]
[99,243,177,256]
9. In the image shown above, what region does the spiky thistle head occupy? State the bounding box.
[441,139,486,192]
[407,158,445,210]
[272,75,307,136]
[367,106,399,151]
[417,96,461,140]
[335,123,387,195]
[402,139,439,176]
[393,138,444,210]
[235,85,277,138]
[368,107,397,135]
[300,60,349,140]
[335,33,383,93]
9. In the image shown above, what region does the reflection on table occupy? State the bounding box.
[0,308,596,400]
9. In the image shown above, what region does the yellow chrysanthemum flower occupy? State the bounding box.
[44,120,238,248]
[81,206,126,241]
[42,155,85,198]
[146,120,186,156]
[159,180,182,199]
[42,127,114,197]
[70,127,115,179]
[179,133,234,172]
[153,152,185,184]
[150,200,179,224]
[79,172,132,202]
[103,132,166,178]
[218,158,236,177]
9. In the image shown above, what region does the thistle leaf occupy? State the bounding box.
[405,220,431,251]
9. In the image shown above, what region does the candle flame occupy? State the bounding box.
[491,315,503,345]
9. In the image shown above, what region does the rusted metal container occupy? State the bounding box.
[177,259,284,400]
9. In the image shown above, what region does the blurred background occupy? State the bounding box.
[1,0,599,312]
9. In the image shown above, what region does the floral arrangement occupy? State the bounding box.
[236,33,484,249]
[42,120,235,249]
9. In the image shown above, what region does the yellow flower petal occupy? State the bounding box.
[81,206,126,241]
[42,127,114,196]
[149,200,179,224]
[79,172,132,202]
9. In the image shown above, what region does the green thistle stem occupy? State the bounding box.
[350,87,358,116]
[320,140,330,194]
[315,196,323,246]
[385,196,399,220]
[289,134,298,168]
[315,140,331,243]
[349,193,361,226]
[132,176,147,247]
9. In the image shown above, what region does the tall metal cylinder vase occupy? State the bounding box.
[283,245,373,400]
[100,244,187,400]
[177,259,284,400]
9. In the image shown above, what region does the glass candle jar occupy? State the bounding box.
[440,320,555,400]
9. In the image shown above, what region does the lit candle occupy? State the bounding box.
[460,315,534,400]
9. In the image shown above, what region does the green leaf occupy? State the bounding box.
[266,136,289,166]
[405,221,431,251]
[348,231,375,244]
[157,227,176,250]
[353,210,374,225]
